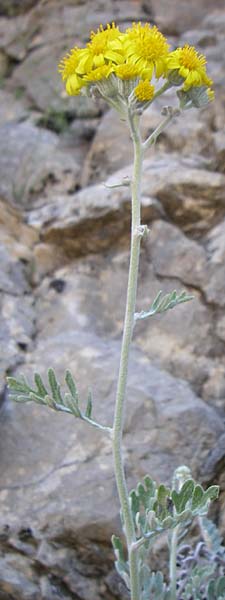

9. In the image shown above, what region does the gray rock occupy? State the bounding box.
[0,121,80,206]
[149,0,225,34]
[82,100,214,186]
[0,0,36,17]
[27,181,163,256]
[204,219,225,306]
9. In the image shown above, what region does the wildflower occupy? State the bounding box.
[122,22,170,79]
[76,23,123,75]
[115,63,142,80]
[58,46,84,95]
[84,63,113,82]
[167,45,212,90]
[134,80,155,102]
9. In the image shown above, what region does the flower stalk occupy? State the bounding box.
[112,108,143,599]
[170,525,180,600]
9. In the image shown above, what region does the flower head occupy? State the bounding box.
[167,45,212,90]
[58,46,85,95]
[122,22,170,79]
[115,63,142,80]
[76,23,122,74]
[134,80,155,102]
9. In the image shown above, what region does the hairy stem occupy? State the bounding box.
[112,110,143,600]
[170,525,179,600]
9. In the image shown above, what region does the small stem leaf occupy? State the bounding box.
[7,375,31,394]
[29,392,48,405]
[85,389,92,418]
[44,394,57,409]
[191,484,204,511]
[10,394,32,403]
[65,370,79,403]
[63,393,81,417]
[192,485,219,512]
[34,373,48,397]
[48,368,63,404]
[172,479,195,513]
[217,576,225,596]
[200,516,223,552]
[111,534,125,562]
[135,289,194,321]
[151,290,163,310]
[157,484,171,508]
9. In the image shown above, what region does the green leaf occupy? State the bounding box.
[191,485,219,512]
[7,375,31,394]
[136,289,194,320]
[157,484,171,508]
[85,389,92,418]
[63,393,81,417]
[201,516,223,553]
[34,373,48,397]
[111,535,130,589]
[172,479,195,513]
[217,577,225,596]
[10,394,32,403]
[65,370,79,403]
[48,368,63,404]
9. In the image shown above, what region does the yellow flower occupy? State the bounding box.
[207,88,215,102]
[167,45,212,90]
[134,80,155,102]
[84,63,113,82]
[121,22,170,79]
[58,46,85,95]
[115,63,141,80]
[76,23,123,74]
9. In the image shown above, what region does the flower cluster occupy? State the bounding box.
[59,22,214,111]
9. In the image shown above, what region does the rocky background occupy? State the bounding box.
[0,0,225,598]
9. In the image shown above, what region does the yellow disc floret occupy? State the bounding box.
[134,80,155,102]
[115,63,141,80]
[123,22,169,79]
[76,23,123,74]
[58,46,85,95]
[84,63,113,82]
[167,45,212,90]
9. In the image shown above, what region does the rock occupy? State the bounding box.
[0,90,30,126]
[147,220,208,287]
[26,153,225,255]
[213,130,225,173]
[0,199,37,387]
[140,156,225,236]
[9,0,146,113]
[82,100,214,186]
[26,180,163,256]
[0,13,32,61]
[0,121,80,206]
[204,219,225,306]
[0,50,9,77]
[0,0,36,17]
[0,330,222,597]
[149,0,225,34]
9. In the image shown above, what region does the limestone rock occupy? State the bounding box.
[27,181,163,256]
[0,0,36,17]
[149,0,225,34]
[82,100,214,186]
[0,121,80,206]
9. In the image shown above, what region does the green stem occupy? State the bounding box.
[112,110,143,600]
[169,525,179,600]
